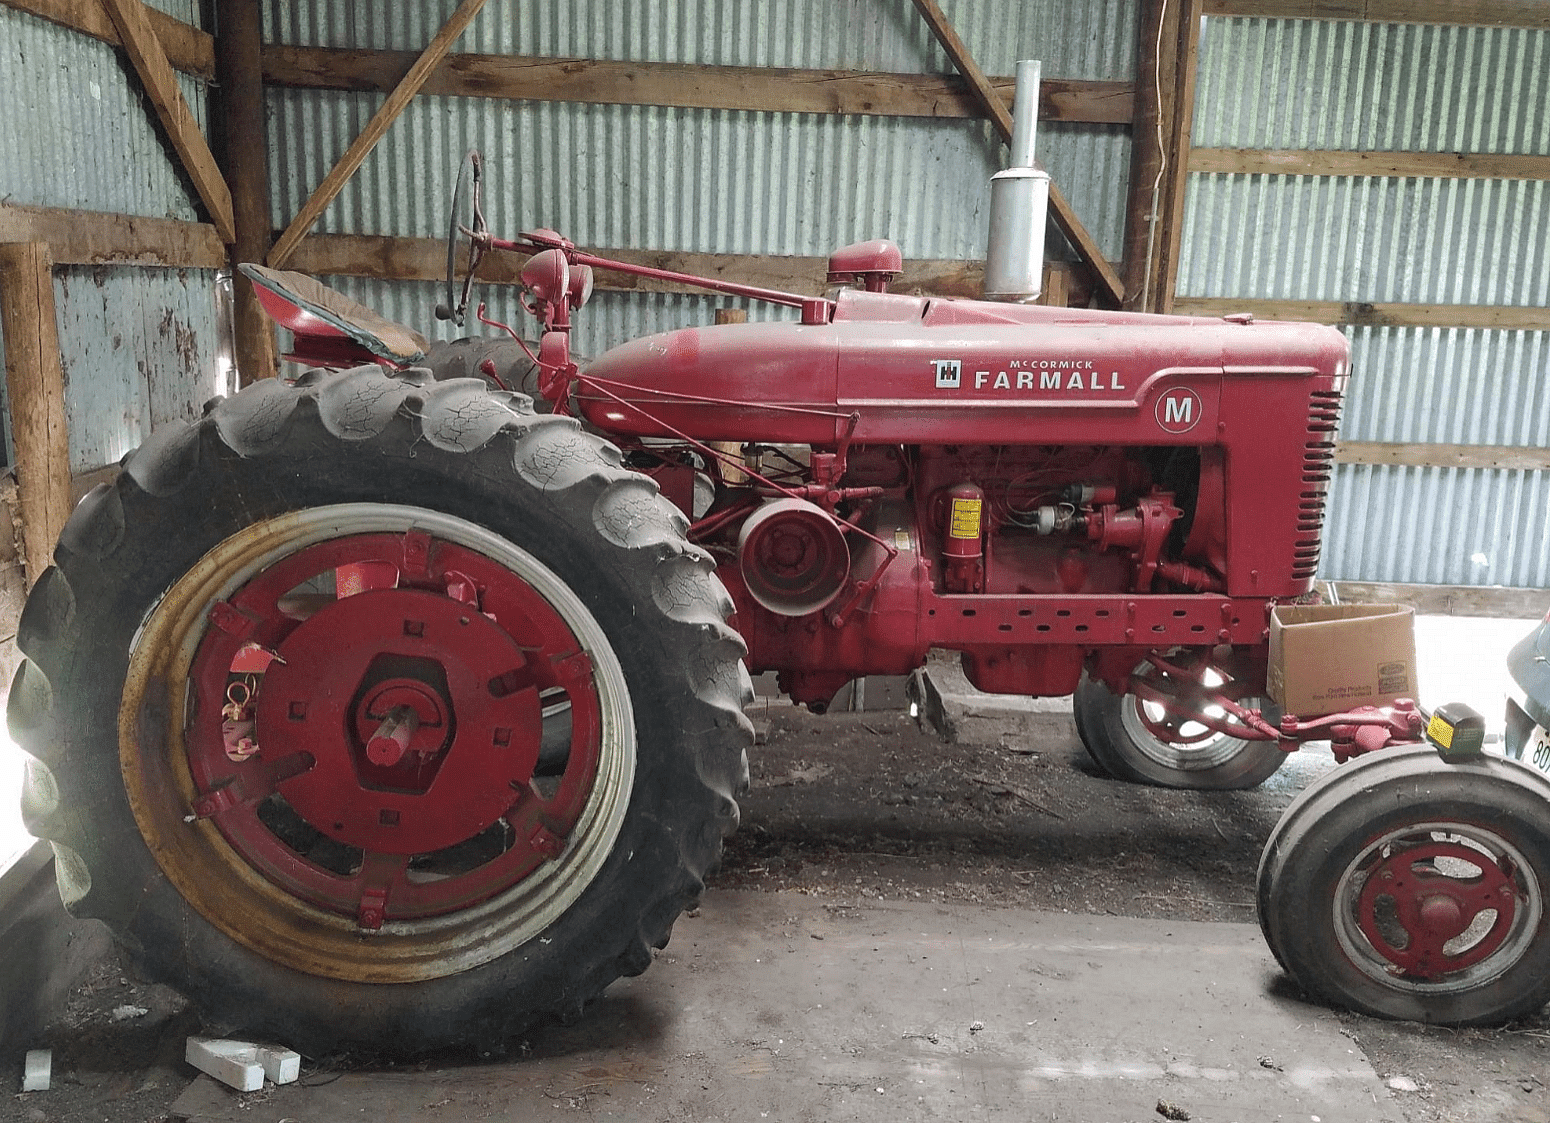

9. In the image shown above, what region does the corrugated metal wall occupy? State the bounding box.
[261,0,1137,354]
[1182,15,1550,589]
[0,4,225,473]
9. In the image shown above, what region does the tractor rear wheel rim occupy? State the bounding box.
[120,504,636,982]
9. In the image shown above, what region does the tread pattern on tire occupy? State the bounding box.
[9,365,753,1055]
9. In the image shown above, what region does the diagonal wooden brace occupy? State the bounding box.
[909,0,1126,306]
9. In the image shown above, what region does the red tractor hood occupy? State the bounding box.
[576,288,1350,446]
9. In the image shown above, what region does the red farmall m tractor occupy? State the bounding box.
[12,65,1550,1055]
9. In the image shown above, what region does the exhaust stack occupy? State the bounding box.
[982,60,1050,303]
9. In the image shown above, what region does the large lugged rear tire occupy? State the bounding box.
[1258,746,1550,1025]
[8,366,751,1056]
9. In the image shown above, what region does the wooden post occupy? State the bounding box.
[1156,0,1205,314]
[215,0,279,384]
[1123,0,1176,311]
[0,243,72,584]
[710,307,747,484]
[1039,264,1068,308]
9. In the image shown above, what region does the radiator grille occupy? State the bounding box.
[1293,388,1344,580]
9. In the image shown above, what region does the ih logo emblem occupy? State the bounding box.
[933,359,961,388]
[1155,388,1203,434]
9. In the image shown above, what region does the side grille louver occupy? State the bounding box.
[1293,389,1344,579]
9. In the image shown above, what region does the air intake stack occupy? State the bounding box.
[982,60,1050,303]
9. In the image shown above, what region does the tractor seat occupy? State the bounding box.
[240,263,429,366]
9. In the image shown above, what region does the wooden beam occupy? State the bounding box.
[908,0,1126,307]
[1324,581,1550,621]
[2,0,214,79]
[99,0,235,244]
[1156,0,1204,313]
[0,244,72,585]
[1336,441,1550,472]
[1203,0,1550,30]
[1191,147,1550,182]
[266,0,489,269]
[284,232,1056,301]
[216,0,278,384]
[1173,296,1550,332]
[0,202,224,267]
[260,46,1135,125]
[1123,0,1175,311]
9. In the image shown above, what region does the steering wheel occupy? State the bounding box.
[436,149,487,326]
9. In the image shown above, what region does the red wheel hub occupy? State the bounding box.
[1356,840,1519,979]
[258,588,541,855]
[184,531,605,928]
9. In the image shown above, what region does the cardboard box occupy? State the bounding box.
[1268,604,1417,715]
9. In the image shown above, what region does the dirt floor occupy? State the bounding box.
[5,702,1548,1123]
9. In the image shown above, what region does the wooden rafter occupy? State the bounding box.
[1336,441,1550,472]
[2,0,213,78]
[0,202,224,267]
[1172,296,1550,332]
[1203,0,1550,29]
[261,47,1135,125]
[908,0,1126,306]
[99,0,235,243]
[1192,147,1550,182]
[265,0,489,269]
[1322,581,1550,620]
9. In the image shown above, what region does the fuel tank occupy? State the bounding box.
[576,288,1350,447]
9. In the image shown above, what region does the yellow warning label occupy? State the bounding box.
[1426,713,1454,749]
[948,498,982,539]
[894,529,912,551]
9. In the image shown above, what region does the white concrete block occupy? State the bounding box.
[22,1049,50,1092]
[257,1045,301,1085]
[185,1037,264,1092]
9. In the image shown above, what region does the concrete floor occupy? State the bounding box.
[6,614,1545,1121]
[170,889,1404,1123]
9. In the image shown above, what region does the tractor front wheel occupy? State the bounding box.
[1258,746,1550,1024]
[1073,658,1286,790]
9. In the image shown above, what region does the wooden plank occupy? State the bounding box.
[2,0,214,78]
[908,0,1125,307]
[1172,296,1550,331]
[216,0,278,384]
[266,0,489,269]
[1325,581,1550,620]
[99,0,235,244]
[1191,147,1550,181]
[0,243,72,584]
[69,464,120,505]
[1203,0,1550,29]
[284,232,1029,301]
[261,46,1135,125]
[1336,441,1550,471]
[1123,0,1173,311]
[1157,0,1204,314]
[0,202,224,268]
